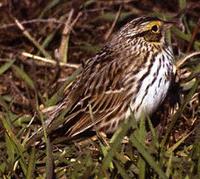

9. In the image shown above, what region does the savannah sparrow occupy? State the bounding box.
[31,16,175,142]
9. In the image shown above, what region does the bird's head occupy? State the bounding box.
[119,16,174,46]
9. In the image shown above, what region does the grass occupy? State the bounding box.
[0,0,200,178]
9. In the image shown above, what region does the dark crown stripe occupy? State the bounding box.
[131,16,161,26]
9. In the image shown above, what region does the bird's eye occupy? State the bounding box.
[151,25,159,33]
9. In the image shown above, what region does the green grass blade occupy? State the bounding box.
[0,60,15,75]
[1,114,27,175]
[166,152,173,177]
[130,133,167,179]
[179,0,186,10]
[147,117,159,148]
[26,147,36,179]
[113,159,130,179]
[102,117,134,171]
[39,0,62,18]
[12,65,35,89]
[172,27,200,50]
[137,116,146,179]
[46,137,54,179]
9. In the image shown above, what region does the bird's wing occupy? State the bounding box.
[66,89,128,137]
[48,47,140,138]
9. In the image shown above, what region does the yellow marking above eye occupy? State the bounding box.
[145,21,162,33]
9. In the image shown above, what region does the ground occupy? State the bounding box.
[0,0,200,178]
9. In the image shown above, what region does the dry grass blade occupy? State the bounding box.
[14,18,51,59]
[104,6,122,40]
[0,18,64,30]
[0,1,200,178]
[176,51,200,68]
[21,52,80,69]
[59,10,82,63]
[161,78,199,148]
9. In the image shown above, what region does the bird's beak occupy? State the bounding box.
[163,21,175,29]
[163,19,179,29]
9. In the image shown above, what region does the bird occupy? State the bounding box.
[28,16,175,144]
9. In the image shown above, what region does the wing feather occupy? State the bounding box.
[66,89,127,137]
[47,47,140,138]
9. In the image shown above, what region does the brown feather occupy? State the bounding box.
[45,16,174,139]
